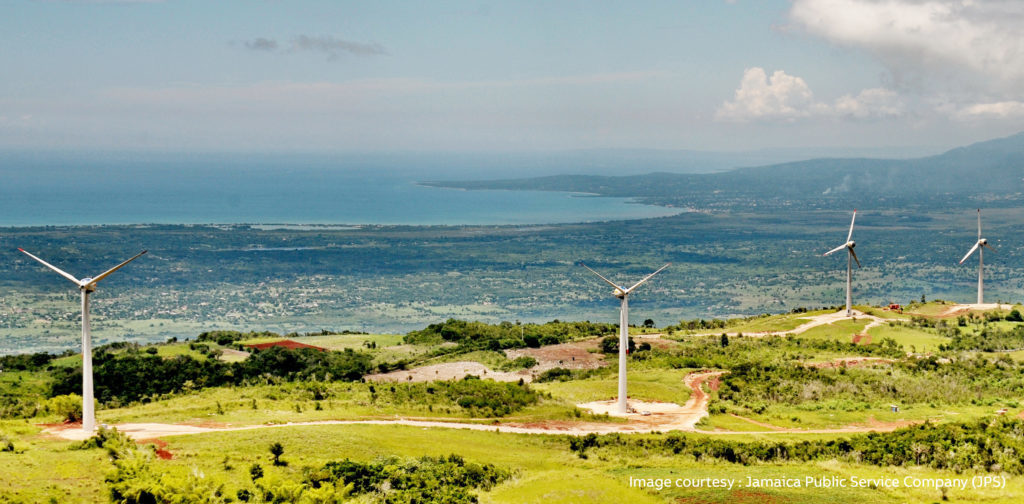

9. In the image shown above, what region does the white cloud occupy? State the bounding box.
[834,88,904,119]
[715,68,821,122]
[955,100,1024,119]
[789,0,1024,94]
[716,67,903,122]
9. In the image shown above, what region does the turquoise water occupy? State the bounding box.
[0,152,679,226]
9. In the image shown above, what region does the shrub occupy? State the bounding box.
[46,394,82,423]
[600,335,635,354]
[536,367,573,382]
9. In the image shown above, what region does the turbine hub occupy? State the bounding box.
[980,238,988,245]
[614,289,626,299]
[848,241,855,248]
[80,278,96,292]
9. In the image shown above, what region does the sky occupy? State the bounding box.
[2,0,1023,154]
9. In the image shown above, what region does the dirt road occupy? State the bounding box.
[690,309,897,339]
[44,368,917,441]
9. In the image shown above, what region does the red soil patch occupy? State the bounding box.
[505,338,607,371]
[851,333,872,345]
[145,438,174,460]
[36,419,81,430]
[245,339,326,351]
[706,376,721,392]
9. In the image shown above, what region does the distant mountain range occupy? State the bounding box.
[423,132,1024,204]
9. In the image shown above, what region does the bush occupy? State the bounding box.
[536,367,573,382]
[502,356,538,370]
[600,335,635,354]
[50,347,374,405]
[46,394,82,423]
[309,454,509,503]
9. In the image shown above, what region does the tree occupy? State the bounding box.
[720,333,730,347]
[600,335,636,354]
[270,442,286,466]
[643,318,655,329]
[249,463,264,481]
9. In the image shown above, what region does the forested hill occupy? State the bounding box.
[423,131,1024,206]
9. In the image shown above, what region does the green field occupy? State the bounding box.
[4,420,1024,503]
[6,308,1024,503]
[866,323,948,352]
[794,319,871,343]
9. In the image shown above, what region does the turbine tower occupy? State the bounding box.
[959,209,995,305]
[580,262,670,414]
[823,210,860,317]
[18,248,147,432]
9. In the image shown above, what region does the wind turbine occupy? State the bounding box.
[959,209,995,305]
[580,262,670,414]
[823,210,860,317]
[18,248,147,432]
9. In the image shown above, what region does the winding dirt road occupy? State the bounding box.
[44,369,915,441]
[691,309,898,338]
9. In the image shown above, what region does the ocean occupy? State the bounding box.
[0,151,680,226]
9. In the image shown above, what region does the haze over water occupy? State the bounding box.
[0,152,679,226]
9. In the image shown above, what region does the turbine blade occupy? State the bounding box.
[977,208,982,240]
[579,262,622,291]
[850,248,861,268]
[846,210,857,243]
[959,242,980,264]
[625,263,671,293]
[983,243,997,253]
[17,248,81,285]
[89,250,148,285]
[824,244,847,256]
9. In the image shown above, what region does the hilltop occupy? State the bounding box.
[5,303,1024,502]
[423,131,1024,207]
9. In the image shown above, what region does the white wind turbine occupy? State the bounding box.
[580,262,670,414]
[18,248,147,432]
[823,210,860,317]
[959,209,996,305]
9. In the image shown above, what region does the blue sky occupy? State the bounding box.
[2,0,1023,153]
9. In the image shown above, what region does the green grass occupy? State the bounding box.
[854,305,907,320]
[698,413,778,432]
[866,324,947,352]
[151,342,210,360]
[902,301,958,316]
[536,367,692,405]
[740,310,834,333]
[8,420,1024,503]
[238,333,403,350]
[721,402,1014,431]
[794,319,871,343]
[86,379,591,427]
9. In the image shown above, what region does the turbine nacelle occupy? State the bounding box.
[847,241,855,249]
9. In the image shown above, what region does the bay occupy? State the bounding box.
[0,152,680,226]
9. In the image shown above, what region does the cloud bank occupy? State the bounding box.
[715,67,903,122]
[789,0,1024,118]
